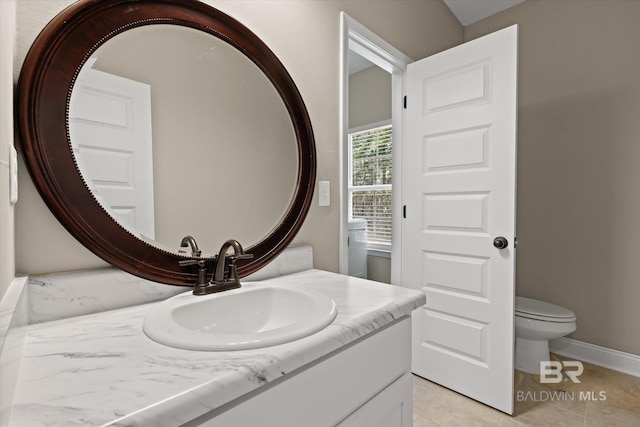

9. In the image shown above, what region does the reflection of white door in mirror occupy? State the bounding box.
[69,60,155,239]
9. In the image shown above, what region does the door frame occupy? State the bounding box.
[339,13,411,284]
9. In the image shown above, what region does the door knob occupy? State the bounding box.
[493,236,508,249]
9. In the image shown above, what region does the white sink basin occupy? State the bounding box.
[143,283,338,351]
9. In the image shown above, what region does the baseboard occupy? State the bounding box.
[549,337,640,378]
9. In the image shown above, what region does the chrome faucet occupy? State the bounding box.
[179,235,201,257]
[180,239,253,296]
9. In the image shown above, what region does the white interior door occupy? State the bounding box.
[402,25,518,413]
[69,61,155,239]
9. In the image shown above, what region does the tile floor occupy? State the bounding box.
[413,357,640,426]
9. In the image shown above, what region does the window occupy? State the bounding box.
[348,122,392,252]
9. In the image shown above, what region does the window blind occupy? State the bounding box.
[348,124,392,246]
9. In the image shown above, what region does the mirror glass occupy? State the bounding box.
[69,25,298,255]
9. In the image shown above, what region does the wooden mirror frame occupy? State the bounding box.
[16,0,316,285]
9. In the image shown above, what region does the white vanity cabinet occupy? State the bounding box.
[188,317,413,427]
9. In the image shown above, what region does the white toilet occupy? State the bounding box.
[514,296,577,374]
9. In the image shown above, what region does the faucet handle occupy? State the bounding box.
[226,253,251,284]
[229,253,254,262]
[178,259,206,267]
[178,259,208,289]
[225,253,253,283]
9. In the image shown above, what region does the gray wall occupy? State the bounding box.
[0,1,16,297]
[466,0,640,355]
[349,65,392,129]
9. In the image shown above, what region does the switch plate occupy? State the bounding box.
[318,181,330,206]
[9,145,18,204]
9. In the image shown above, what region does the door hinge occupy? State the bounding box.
[403,205,407,218]
[403,96,407,109]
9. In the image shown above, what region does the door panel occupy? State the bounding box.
[423,126,489,171]
[403,25,517,414]
[69,64,155,239]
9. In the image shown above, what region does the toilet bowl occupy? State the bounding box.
[514,297,577,374]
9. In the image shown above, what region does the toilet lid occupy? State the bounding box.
[515,297,576,322]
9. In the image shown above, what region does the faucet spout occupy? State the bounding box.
[180,235,201,257]
[189,239,253,295]
[214,239,247,282]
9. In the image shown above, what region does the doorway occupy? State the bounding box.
[339,13,410,284]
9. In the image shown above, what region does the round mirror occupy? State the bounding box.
[17,0,315,285]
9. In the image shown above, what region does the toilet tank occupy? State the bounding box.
[348,219,368,278]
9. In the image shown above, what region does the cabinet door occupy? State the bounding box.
[338,373,413,427]
[188,318,411,427]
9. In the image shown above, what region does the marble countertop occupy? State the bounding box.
[10,269,425,427]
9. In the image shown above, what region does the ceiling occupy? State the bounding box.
[443,0,525,26]
[349,0,526,75]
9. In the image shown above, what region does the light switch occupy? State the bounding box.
[318,181,330,206]
[9,145,18,205]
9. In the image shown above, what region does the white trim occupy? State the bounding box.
[348,119,392,135]
[345,16,412,73]
[389,70,406,286]
[339,13,350,277]
[549,337,640,378]
[339,13,411,284]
